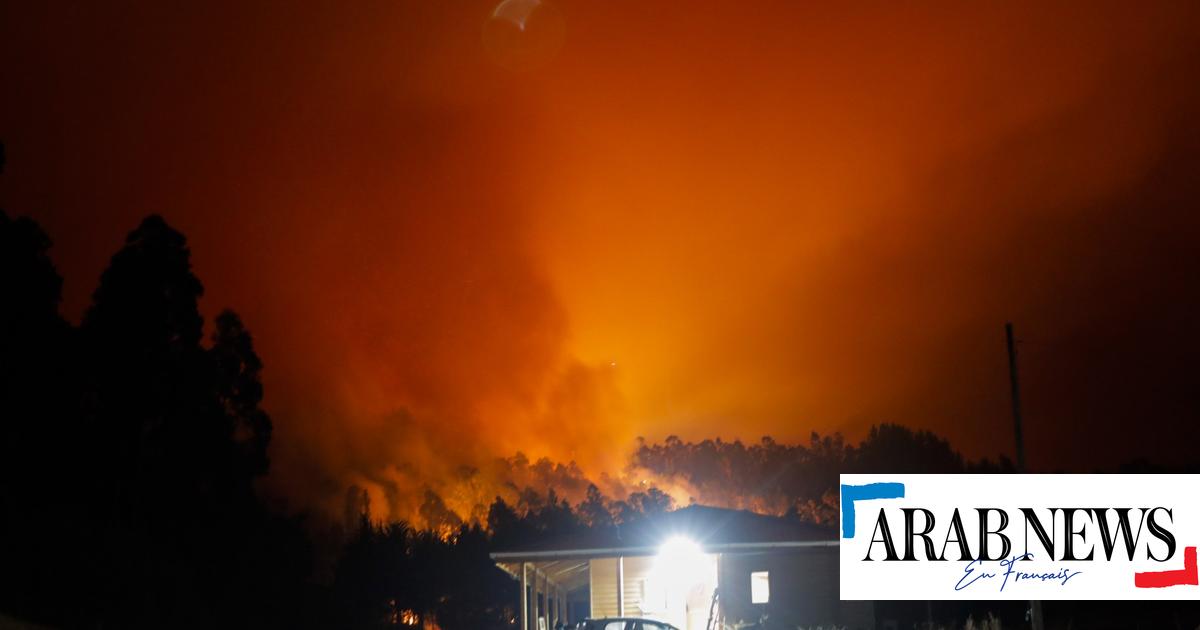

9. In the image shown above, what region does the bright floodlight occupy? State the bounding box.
[654,536,709,592]
[658,536,702,561]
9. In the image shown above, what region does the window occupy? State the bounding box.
[750,571,770,604]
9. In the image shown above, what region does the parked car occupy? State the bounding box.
[576,618,681,630]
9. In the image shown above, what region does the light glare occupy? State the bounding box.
[654,536,709,590]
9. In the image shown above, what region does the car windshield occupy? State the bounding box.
[584,621,674,630]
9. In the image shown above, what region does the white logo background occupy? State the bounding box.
[839,474,1200,600]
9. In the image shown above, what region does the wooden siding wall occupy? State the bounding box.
[589,558,616,617]
[588,556,658,618]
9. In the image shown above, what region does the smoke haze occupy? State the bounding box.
[3,1,1200,524]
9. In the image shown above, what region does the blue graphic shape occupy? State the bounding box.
[841,482,905,538]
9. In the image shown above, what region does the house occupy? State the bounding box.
[491,505,873,630]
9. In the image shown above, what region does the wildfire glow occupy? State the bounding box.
[6,1,1200,528]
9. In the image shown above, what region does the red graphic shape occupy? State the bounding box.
[1135,546,1198,588]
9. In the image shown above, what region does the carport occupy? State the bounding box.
[491,506,852,630]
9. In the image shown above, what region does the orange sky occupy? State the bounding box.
[3,1,1200,522]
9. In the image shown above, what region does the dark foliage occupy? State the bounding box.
[630,425,1016,524]
[333,515,517,630]
[0,206,79,627]
[0,169,311,627]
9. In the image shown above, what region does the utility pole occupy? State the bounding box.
[1006,322,1043,630]
[1005,322,1025,472]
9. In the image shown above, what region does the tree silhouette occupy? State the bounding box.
[614,486,674,524]
[0,214,61,331]
[0,139,93,624]
[577,483,615,529]
[212,309,273,478]
[0,207,84,624]
[85,215,205,348]
[486,495,525,548]
[59,214,308,628]
[82,216,213,512]
[852,422,965,474]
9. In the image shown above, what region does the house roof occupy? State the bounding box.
[490,505,837,592]
[492,505,836,561]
